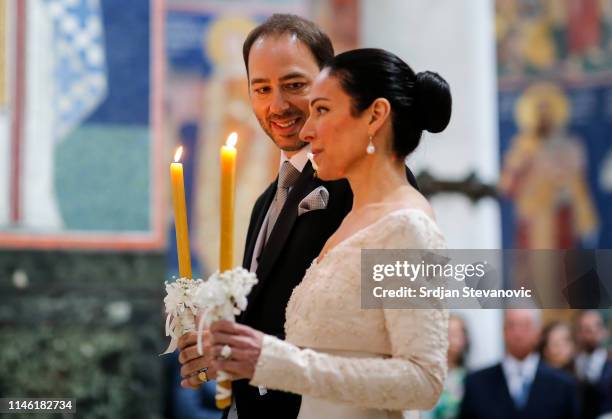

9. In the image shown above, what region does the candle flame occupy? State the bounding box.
[226,132,238,148]
[174,146,183,163]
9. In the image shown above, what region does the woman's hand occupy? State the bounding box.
[209,320,264,381]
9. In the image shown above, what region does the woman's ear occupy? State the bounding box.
[367,98,391,137]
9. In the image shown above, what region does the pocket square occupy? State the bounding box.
[298,186,329,216]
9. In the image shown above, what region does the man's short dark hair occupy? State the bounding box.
[242,14,334,75]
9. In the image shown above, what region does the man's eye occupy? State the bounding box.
[254,87,270,94]
[285,82,305,90]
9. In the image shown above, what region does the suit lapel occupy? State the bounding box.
[242,181,276,269]
[245,162,318,313]
[494,364,519,413]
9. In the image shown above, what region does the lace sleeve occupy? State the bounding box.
[250,210,449,410]
[250,307,448,410]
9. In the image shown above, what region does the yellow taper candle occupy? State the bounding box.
[217,132,237,409]
[219,132,237,272]
[170,146,192,279]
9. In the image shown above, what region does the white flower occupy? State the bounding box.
[221,268,258,308]
[162,269,258,356]
[193,267,258,355]
[196,276,227,309]
[161,277,203,355]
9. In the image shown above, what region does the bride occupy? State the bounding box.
[206,48,452,419]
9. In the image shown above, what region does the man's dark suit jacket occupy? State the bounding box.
[458,360,580,419]
[228,161,418,419]
[600,356,612,415]
[579,351,612,419]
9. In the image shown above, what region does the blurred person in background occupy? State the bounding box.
[574,310,612,419]
[424,314,470,419]
[539,321,576,374]
[604,374,612,417]
[459,309,579,419]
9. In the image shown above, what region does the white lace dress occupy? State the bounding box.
[250,209,449,419]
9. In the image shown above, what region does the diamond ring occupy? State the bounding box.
[220,344,232,359]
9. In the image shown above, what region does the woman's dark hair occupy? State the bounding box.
[538,321,564,355]
[326,48,452,157]
[243,14,334,74]
[538,321,576,374]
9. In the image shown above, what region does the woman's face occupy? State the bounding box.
[299,69,371,180]
[544,324,574,369]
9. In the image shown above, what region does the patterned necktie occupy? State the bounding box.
[265,161,300,241]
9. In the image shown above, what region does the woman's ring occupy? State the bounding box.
[221,344,232,359]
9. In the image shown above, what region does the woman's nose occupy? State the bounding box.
[299,114,315,143]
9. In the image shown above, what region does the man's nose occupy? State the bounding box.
[269,90,290,114]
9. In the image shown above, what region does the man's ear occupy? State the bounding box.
[367,98,391,137]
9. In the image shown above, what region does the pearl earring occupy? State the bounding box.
[366,135,376,154]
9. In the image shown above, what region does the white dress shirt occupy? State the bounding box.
[502,352,539,407]
[576,347,608,383]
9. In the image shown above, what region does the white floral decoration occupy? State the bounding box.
[161,268,258,357]
[195,267,258,356]
[162,277,204,354]
[162,268,258,404]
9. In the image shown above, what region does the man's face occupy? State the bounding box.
[504,310,540,360]
[247,34,320,154]
[576,311,607,353]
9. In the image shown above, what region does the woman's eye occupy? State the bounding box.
[316,106,329,115]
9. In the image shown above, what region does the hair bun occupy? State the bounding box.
[414,71,452,133]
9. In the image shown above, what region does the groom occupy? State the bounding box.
[178,14,418,419]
